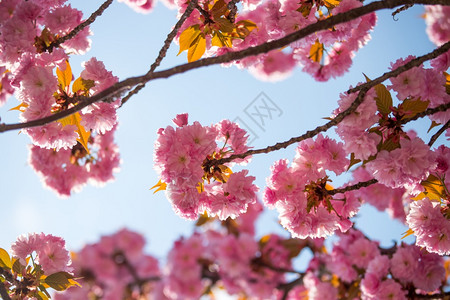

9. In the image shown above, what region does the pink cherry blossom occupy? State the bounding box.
[425,5,450,46]
[118,0,154,13]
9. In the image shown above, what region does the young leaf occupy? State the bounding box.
[400,98,429,119]
[196,181,204,193]
[196,211,213,226]
[281,238,307,259]
[37,290,50,300]
[9,102,28,112]
[412,174,447,202]
[150,179,167,194]
[428,120,441,133]
[56,60,73,89]
[72,77,95,95]
[445,71,450,94]
[211,0,228,19]
[44,272,79,291]
[347,153,361,170]
[211,32,232,48]
[12,258,25,274]
[58,112,91,153]
[401,228,415,239]
[187,34,206,62]
[0,248,11,269]
[374,83,393,116]
[216,17,234,33]
[235,20,257,38]
[178,25,201,56]
[309,39,324,63]
[297,3,312,17]
[323,0,340,8]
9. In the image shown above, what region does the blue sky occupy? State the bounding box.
[0,0,442,265]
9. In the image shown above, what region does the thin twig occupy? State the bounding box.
[392,4,414,21]
[277,276,304,300]
[400,102,450,124]
[347,41,450,94]
[204,43,450,167]
[227,0,240,23]
[428,120,450,147]
[205,88,368,168]
[120,0,199,106]
[48,0,114,52]
[1,0,449,133]
[328,179,378,195]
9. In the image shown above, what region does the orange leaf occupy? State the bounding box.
[178,25,201,56]
[58,112,90,153]
[309,39,324,63]
[9,102,28,112]
[187,34,206,62]
[401,228,415,239]
[150,179,167,194]
[56,60,73,89]
[72,77,95,95]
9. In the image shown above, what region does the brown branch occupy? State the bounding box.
[0,282,11,300]
[277,276,304,300]
[400,102,450,124]
[347,40,450,94]
[428,119,450,147]
[328,179,378,195]
[203,88,369,168]
[113,251,162,294]
[48,0,114,52]
[204,44,450,167]
[392,4,414,20]
[195,3,212,21]
[120,0,199,106]
[227,0,240,23]
[412,292,450,299]
[1,0,449,134]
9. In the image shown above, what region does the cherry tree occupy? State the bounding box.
[0,0,449,299]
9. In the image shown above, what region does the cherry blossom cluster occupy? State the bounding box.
[0,233,78,299]
[24,57,121,197]
[0,0,91,68]
[303,229,447,300]
[176,0,376,81]
[44,223,450,299]
[351,166,407,222]
[29,125,120,196]
[0,0,122,196]
[11,232,72,274]
[53,228,160,300]
[53,219,297,299]
[154,113,258,220]
[263,134,360,239]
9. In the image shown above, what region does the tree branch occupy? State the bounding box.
[277,276,304,300]
[120,0,199,106]
[203,43,450,167]
[328,179,378,195]
[48,0,114,52]
[0,0,449,134]
[0,282,11,300]
[400,102,450,124]
[227,0,240,23]
[428,120,450,147]
[412,291,450,299]
[347,40,450,94]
